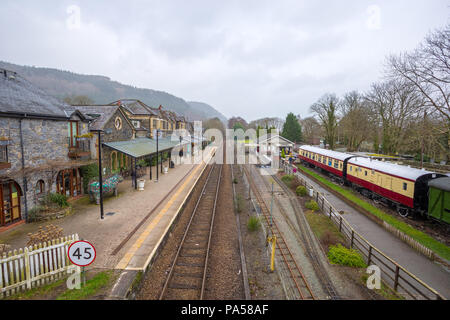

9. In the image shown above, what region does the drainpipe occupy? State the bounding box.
[19,118,28,221]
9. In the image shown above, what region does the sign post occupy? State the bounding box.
[68,240,96,287]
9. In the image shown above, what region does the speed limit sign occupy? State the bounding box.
[68,240,96,267]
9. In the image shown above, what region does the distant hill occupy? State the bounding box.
[187,101,227,124]
[0,60,227,122]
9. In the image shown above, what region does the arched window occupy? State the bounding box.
[35,180,45,195]
[111,151,118,172]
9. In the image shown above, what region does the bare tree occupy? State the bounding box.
[299,117,322,145]
[64,95,94,105]
[339,91,374,151]
[387,24,450,160]
[365,80,424,154]
[310,93,340,149]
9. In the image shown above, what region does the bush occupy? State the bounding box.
[328,244,367,268]
[236,194,244,213]
[247,216,261,232]
[80,163,99,193]
[233,178,238,184]
[281,174,294,184]
[44,193,69,208]
[296,186,307,196]
[27,206,45,222]
[305,200,319,212]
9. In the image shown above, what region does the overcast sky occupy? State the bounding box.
[0,1,448,121]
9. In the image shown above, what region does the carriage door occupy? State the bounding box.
[0,181,21,226]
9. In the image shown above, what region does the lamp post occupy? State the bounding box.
[92,128,111,220]
[155,128,160,182]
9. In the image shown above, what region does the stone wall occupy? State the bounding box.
[0,116,89,221]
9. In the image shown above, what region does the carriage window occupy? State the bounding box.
[403,183,407,191]
[350,166,352,172]
[365,171,368,176]
[371,170,375,175]
[334,162,338,169]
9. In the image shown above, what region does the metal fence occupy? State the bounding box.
[0,234,79,298]
[282,161,444,300]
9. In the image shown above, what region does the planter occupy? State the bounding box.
[163,167,168,174]
[138,179,145,191]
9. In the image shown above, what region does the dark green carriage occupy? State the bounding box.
[428,177,450,224]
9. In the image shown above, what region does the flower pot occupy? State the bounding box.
[138,179,145,191]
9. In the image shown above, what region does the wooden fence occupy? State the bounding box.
[282,162,445,300]
[0,234,79,298]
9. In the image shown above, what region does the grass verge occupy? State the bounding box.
[296,164,450,261]
[361,273,404,300]
[57,271,111,300]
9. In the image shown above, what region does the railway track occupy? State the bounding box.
[269,171,340,300]
[159,163,223,300]
[242,164,316,300]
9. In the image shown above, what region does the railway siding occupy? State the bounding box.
[282,161,447,300]
[292,161,450,264]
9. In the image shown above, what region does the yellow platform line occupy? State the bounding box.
[115,154,212,270]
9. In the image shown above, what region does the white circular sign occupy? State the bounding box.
[68,240,96,267]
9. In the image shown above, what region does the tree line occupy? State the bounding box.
[307,24,449,162]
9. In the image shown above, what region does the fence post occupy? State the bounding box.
[24,247,31,289]
[329,206,332,218]
[350,230,354,248]
[394,265,400,291]
[368,246,372,265]
[339,216,342,232]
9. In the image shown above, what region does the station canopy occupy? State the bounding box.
[103,137,189,159]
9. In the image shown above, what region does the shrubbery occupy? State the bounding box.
[80,163,99,193]
[296,186,307,196]
[281,174,294,185]
[305,200,319,212]
[44,193,69,208]
[247,216,261,232]
[328,244,367,268]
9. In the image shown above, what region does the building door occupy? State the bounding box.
[0,181,21,226]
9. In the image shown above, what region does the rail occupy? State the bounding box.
[282,161,445,300]
[242,164,316,300]
[159,164,222,300]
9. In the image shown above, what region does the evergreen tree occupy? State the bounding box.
[281,113,302,143]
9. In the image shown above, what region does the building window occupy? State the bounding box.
[153,119,157,128]
[403,183,407,191]
[0,145,8,163]
[68,121,79,148]
[132,120,140,128]
[35,180,45,195]
[111,151,118,172]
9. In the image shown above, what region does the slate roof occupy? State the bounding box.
[72,105,120,131]
[110,99,156,116]
[0,68,70,118]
